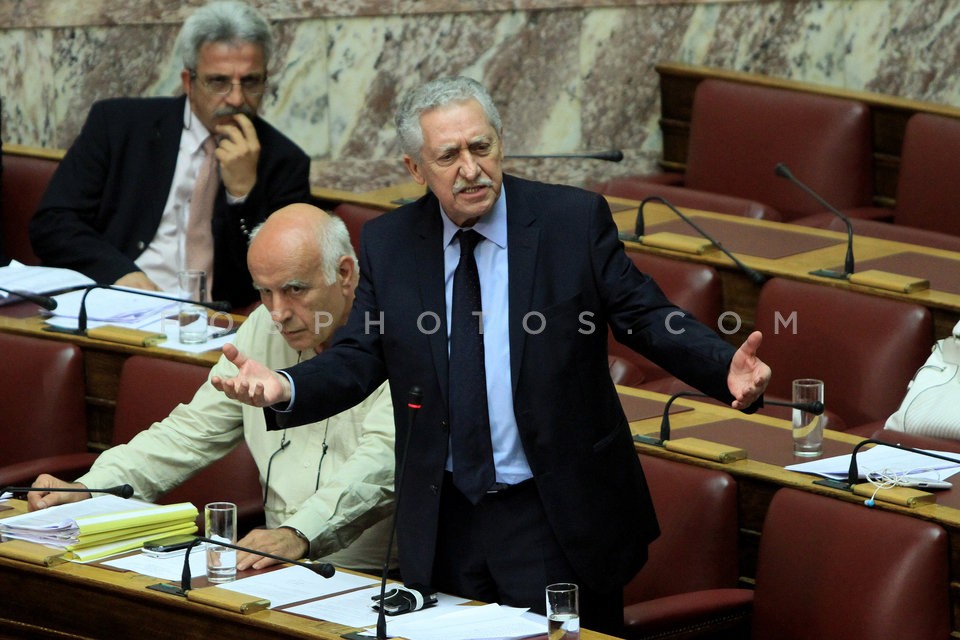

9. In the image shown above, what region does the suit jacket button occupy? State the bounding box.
[440,420,449,433]
[430,484,439,495]
[137,241,146,250]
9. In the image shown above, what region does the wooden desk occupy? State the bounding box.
[614,203,960,343]
[0,515,620,640]
[620,385,960,636]
[0,304,224,451]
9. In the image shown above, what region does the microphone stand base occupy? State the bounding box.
[809,268,851,280]
[633,434,664,446]
[147,583,187,597]
[812,478,854,491]
[617,231,641,242]
[42,325,84,337]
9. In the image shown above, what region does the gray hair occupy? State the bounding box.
[395,76,502,162]
[248,214,357,286]
[176,1,273,71]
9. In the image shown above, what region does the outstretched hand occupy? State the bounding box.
[727,330,771,410]
[211,343,292,407]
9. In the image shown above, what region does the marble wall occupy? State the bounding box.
[2,0,960,192]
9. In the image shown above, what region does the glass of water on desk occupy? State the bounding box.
[204,501,237,583]
[792,378,825,458]
[546,582,579,640]
[177,269,208,344]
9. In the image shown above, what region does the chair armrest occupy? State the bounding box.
[623,588,753,639]
[0,453,98,488]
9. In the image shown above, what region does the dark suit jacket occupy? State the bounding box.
[268,174,740,592]
[30,96,311,308]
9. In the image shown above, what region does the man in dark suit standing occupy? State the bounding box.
[213,76,771,635]
[30,1,310,309]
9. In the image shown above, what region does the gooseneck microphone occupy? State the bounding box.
[821,438,960,492]
[505,149,624,162]
[376,386,424,640]
[2,484,135,499]
[0,285,57,311]
[639,195,768,286]
[62,284,232,335]
[636,390,823,446]
[178,536,334,593]
[774,163,855,279]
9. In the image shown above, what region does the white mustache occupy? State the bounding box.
[453,178,494,194]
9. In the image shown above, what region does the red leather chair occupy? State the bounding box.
[333,203,385,256]
[638,487,950,639]
[111,356,264,530]
[623,454,745,640]
[1,149,59,265]
[796,112,960,248]
[750,488,950,639]
[0,333,89,487]
[753,278,932,434]
[594,79,874,223]
[609,252,723,388]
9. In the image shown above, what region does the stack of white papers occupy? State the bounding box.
[786,445,960,482]
[0,261,94,304]
[47,287,179,328]
[0,494,198,561]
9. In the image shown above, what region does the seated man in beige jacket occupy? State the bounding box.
[28,203,395,573]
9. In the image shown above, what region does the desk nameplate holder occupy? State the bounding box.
[0,539,68,567]
[634,434,748,464]
[147,581,270,614]
[812,477,936,508]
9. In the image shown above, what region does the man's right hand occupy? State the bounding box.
[114,271,161,291]
[211,343,292,407]
[26,475,91,511]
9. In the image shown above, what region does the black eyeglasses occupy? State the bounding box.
[190,71,266,97]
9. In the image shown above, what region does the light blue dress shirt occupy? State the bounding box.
[441,186,533,485]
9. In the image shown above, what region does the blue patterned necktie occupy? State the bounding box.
[448,229,495,504]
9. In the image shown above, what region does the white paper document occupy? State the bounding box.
[49,287,179,323]
[0,261,94,303]
[786,445,960,482]
[103,549,208,581]
[215,565,378,608]
[287,588,469,631]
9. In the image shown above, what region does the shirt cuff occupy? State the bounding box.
[270,369,295,413]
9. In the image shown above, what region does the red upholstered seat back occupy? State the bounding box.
[894,112,960,235]
[114,356,263,526]
[1,152,59,265]
[684,80,873,221]
[752,488,950,639]
[609,252,722,387]
[0,333,86,463]
[754,278,932,429]
[333,203,385,256]
[624,454,739,604]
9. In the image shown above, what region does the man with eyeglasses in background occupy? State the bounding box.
[30,1,310,310]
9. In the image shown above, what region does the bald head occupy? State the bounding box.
[247,204,358,352]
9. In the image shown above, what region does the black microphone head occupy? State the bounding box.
[38,296,58,311]
[808,400,825,416]
[117,484,135,498]
[774,162,792,179]
[605,149,624,162]
[209,300,233,312]
[407,386,423,407]
[312,562,336,578]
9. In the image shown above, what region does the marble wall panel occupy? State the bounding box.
[2,0,960,192]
